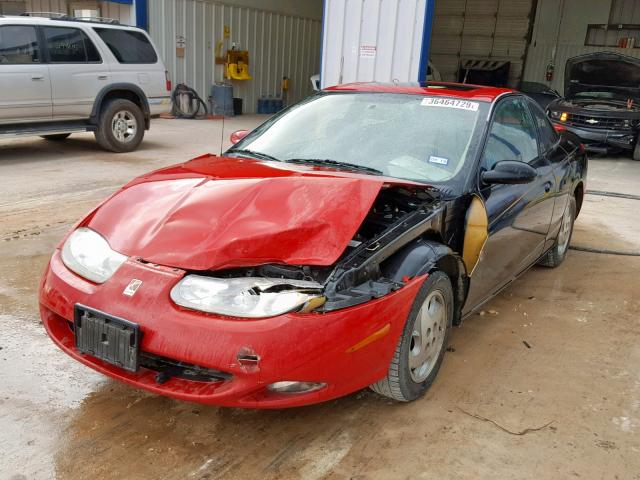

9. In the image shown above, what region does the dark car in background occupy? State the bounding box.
[519,81,561,109]
[547,52,640,160]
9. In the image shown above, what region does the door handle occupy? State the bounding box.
[98,75,108,80]
[31,75,44,81]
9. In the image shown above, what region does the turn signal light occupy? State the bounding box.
[560,112,568,122]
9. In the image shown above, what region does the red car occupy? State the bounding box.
[40,82,587,408]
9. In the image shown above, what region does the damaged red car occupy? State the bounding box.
[40,82,587,408]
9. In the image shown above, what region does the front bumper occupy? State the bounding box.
[40,250,425,408]
[552,121,637,152]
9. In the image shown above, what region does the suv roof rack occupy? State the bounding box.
[20,12,71,19]
[20,12,121,25]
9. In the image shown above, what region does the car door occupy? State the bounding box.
[0,24,52,124]
[43,26,110,120]
[463,96,556,314]
[527,98,573,251]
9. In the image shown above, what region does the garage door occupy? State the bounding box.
[430,0,534,87]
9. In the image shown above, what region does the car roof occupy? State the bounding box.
[0,14,140,30]
[324,82,514,102]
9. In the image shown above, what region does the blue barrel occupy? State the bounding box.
[257,97,266,114]
[211,83,234,116]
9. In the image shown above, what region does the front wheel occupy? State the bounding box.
[94,99,145,153]
[370,271,453,402]
[538,196,576,268]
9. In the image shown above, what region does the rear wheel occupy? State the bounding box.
[94,99,145,153]
[538,196,576,268]
[633,138,640,161]
[41,133,70,141]
[370,271,453,402]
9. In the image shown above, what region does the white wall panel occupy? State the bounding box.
[321,0,431,88]
[148,0,321,114]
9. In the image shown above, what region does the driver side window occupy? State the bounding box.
[482,97,539,171]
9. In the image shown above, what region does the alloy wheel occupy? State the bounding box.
[111,110,138,143]
[409,290,448,383]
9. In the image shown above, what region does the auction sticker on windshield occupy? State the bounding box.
[421,97,479,111]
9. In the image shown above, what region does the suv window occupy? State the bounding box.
[528,99,559,152]
[482,97,539,170]
[43,27,101,63]
[94,28,157,64]
[0,26,40,64]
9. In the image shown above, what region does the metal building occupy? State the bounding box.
[11,0,640,114]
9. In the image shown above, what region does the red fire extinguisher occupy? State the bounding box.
[545,62,555,82]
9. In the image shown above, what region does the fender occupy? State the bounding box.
[382,238,468,325]
[90,83,151,129]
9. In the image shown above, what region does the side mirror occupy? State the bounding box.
[481,160,537,185]
[230,129,249,144]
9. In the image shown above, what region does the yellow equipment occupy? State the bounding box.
[225,50,252,80]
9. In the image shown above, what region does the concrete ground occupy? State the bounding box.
[1,118,639,480]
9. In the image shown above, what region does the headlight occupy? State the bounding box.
[61,227,127,283]
[170,275,325,318]
[549,110,560,119]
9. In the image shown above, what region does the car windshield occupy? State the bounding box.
[228,93,487,186]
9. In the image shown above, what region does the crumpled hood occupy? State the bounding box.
[86,155,392,271]
[565,52,640,100]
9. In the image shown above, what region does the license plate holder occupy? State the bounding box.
[74,304,141,372]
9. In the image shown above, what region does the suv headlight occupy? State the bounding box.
[549,110,560,119]
[61,227,128,283]
[170,275,325,318]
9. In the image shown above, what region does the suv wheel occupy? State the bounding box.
[95,99,145,153]
[41,133,71,141]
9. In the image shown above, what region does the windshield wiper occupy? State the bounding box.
[227,149,280,162]
[284,158,383,175]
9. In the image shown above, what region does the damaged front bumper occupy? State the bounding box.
[40,250,426,408]
[551,121,637,153]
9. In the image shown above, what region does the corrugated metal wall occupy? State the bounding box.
[431,0,534,87]
[24,0,134,23]
[320,0,429,88]
[148,0,322,114]
[522,0,640,92]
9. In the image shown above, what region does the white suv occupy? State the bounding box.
[0,14,171,152]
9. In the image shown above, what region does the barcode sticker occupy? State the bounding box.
[421,97,479,111]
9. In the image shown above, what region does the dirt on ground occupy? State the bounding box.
[1,120,639,480]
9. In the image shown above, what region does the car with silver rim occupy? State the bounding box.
[39,82,587,407]
[0,13,171,152]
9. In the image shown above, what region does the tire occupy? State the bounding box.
[633,139,640,161]
[41,133,71,141]
[370,271,453,402]
[538,195,576,268]
[94,99,145,153]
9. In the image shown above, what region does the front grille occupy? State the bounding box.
[139,352,232,384]
[567,113,631,130]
